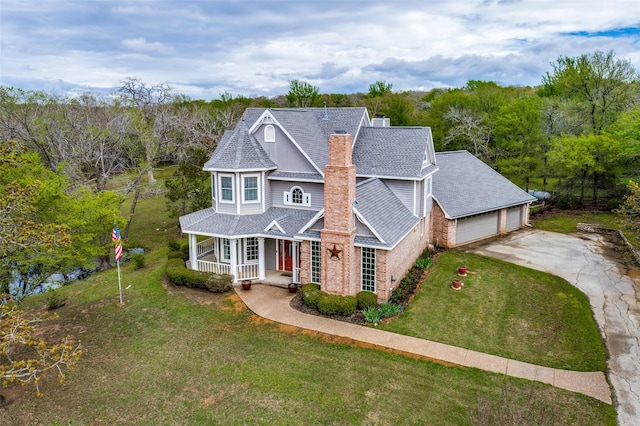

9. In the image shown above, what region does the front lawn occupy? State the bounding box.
[0,176,615,425]
[379,250,606,372]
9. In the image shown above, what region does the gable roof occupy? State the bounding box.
[353,126,437,179]
[353,178,420,249]
[432,151,536,219]
[243,107,368,172]
[203,120,277,171]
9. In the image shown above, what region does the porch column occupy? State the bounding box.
[230,238,238,282]
[258,237,265,280]
[292,241,299,283]
[189,233,197,270]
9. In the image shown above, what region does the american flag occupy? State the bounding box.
[112,227,123,262]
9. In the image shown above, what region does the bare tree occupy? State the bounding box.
[443,106,493,163]
[118,77,174,184]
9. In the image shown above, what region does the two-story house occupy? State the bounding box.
[179,107,534,301]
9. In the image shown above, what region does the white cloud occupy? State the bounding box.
[121,38,173,54]
[1,0,639,100]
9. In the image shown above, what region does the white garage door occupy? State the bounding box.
[456,211,500,245]
[505,206,523,231]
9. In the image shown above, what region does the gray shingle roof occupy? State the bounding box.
[432,151,536,219]
[179,207,318,238]
[243,107,367,172]
[354,178,420,249]
[353,127,435,179]
[268,171,323,182]
[203,120,277,171]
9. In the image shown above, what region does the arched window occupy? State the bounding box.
[291,187,303,204]
[264,125,275,142]
[283,186,311,206]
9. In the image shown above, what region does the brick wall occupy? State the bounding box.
[382,215,431,300]
[320,133,358,296]
[432,204,456,248]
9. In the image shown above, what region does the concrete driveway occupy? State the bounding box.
[467,229,640,425]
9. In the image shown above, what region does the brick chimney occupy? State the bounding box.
[320,132,357,296]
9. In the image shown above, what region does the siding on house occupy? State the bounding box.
[380,179,415,213]
[256,123,319,173]
[268,180,324,210]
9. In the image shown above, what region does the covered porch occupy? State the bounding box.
[186,235,301,284]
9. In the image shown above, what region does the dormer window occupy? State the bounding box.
[284,186,311,206]
[264,125,275,142]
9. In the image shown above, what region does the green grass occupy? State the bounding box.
[532,210,640,248]
[0,185,616,425]
[379,251,606,371]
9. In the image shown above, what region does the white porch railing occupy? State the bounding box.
[197,260,230,275]
[294,267,301,284]
[195,260,260,282]
[236,263,260,281]
[197,238,216,257]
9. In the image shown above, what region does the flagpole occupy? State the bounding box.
[117,259,123,304]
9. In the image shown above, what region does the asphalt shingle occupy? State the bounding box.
[432,151,536,219]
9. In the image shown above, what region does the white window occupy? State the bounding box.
[264,125,275,142]
[361,247,376,292]
[311,241,321,284]
[245,237,259,262]
[220,174,234,203]
[242,174,260,203]
[222,238,231,261]
[283,186,311,206]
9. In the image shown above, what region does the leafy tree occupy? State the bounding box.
[1,300,82,397]
[286,79,320,107]
[0,141,72,298]
[375,92,420,126]
[541,50,639,135]
[615,180,640,236]
[494,97,547,190]
[367,80,393,98]
[165,146,210,218]
[0,141,123,297]
[548,133,624,206]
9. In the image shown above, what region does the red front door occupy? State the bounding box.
[278,240,293,271]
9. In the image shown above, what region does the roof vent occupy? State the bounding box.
[334,130,347,134]
[322,101,329,121]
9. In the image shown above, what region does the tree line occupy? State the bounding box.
[2,50,640,300]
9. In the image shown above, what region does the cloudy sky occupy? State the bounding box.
[1,0,639,101]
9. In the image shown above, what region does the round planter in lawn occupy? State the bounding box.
[241,280,252,290]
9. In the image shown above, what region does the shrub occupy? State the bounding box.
[556,194,581,210]
[131,253,145,270]
[378,301,401,318]
[168,240,181,251]
[317,293,357,316]
[165,258,231,293]
[46,289,67,310]
[414,257,433,270]
[390,266,422,306]
[167,251,184,260]
[181,243,190,261]
[362,307,382,324]
[301,283,321,309]
[356,291,378,310]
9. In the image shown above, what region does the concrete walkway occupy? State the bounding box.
[468,229,640,425]
[234,282,611,404]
